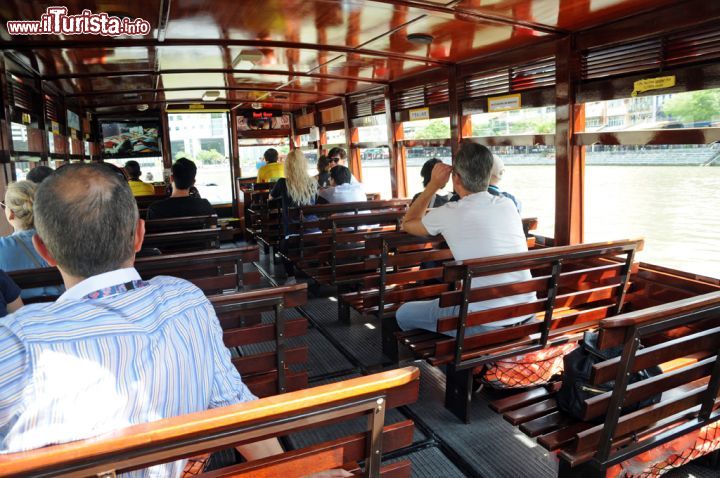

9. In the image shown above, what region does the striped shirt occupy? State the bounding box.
[0,268,256,476]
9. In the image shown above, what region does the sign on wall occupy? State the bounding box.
[408,107,430,121]
[488,93,522,112]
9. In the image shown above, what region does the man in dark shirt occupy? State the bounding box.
[147,158,215,220]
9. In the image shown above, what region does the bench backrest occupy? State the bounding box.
[567,291,720,469]
[142,228,221,253]
[210,283,309,397]
[144,214,218,234]
[0,367,420,478]
[431,239,644,368]
[9,246,261,297]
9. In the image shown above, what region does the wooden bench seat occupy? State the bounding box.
[336,217,539,324]
[0,367,420,478]
[145,214,218,234]
[9,245,261,300]
[142,228,221,253]
[394,239,644,422]
[489,291,720,477]
[210,283,309,398]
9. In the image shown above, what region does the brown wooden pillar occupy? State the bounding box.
[448,65,462,161]
[554,36,584,245]
[160,109,172,170]
[343,97,363,182]
[385,85,407,198]
[229,109,241,217]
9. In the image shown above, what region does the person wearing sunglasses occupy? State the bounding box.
[0,180,62,299]
[326,147,359,184]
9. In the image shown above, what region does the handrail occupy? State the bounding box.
[443,238,644,281]
[0,367,420,476]
[599,290,720,329]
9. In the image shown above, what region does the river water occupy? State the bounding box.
[398,164,720,279]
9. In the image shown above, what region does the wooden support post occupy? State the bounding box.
[554,36,584,246]
[342,96,362,181]
[229,109,240,217]
[448,65,462,160]
[160,110,172,170]
[385,86,407,198]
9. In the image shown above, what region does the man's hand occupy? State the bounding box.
[428,162,452,190]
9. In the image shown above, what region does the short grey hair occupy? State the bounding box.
[34,163,139,278]
[453,141,493,193]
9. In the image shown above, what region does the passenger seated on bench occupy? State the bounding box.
[488,155,521,213]
[26,165,53,184]
[398,141,536,336]
[271,149,320,236]
[326,147,359,184]
[315,154,332,188]
[0,164,285,472]
[0,269,22,317]
[256,148,285,183]
[146,158,214,220]
[411,158,450,209]
[124,160,155,196]
[317,165,366,204]
[0,180,63,299]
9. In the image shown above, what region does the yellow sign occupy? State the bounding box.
[488,93,521,112]
[21,113,31,125]
[188,103,205,110]
[631,75,676,97]
[51,120,60,135]
[408,107,430,121]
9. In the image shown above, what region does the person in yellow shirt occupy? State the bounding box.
[124,160,155,196]
[256,148,285,183]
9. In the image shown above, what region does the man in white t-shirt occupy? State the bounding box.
[317,165,366,204]
[397,141,536,336]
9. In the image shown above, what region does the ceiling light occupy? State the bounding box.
[136,104,149,111]
[232,49,264,70]
[251,102,263,109]
[202,90,221,102]
[407,33,434,45]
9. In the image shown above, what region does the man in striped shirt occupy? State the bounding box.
[0,164,283,475]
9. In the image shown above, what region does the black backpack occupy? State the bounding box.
[556,332,662,422]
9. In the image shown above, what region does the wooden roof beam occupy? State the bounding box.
[367,0,566,35]
[64,86,344,98]
[42,68,387,84]
[0,39,448,66]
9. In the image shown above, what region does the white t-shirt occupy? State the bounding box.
[422,191,535,326]
[318,182,366,204]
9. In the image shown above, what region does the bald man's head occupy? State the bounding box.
[34,163,139,278]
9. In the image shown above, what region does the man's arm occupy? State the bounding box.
[401,163,452,237]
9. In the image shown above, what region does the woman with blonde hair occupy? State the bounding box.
[270,149,318,208]
[0,180,62,299]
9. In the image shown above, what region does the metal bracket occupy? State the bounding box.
[275,302,287,394]
[365,397,386,478]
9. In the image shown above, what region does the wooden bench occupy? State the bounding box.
[210,283,309,398]
[142,228,221,253]
[490,291,720,477]
[395,239,644,422]
[0,367,420,478]
[145,214,218,234]
[278,199,409,263]
[338,217,539,324]
[9,246,262,299]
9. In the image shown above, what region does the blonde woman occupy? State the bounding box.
[1,180,62,299]
[270,149,318,208]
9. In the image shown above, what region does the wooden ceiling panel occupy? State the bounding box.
[31,48,154,78]
[453,0,682,31]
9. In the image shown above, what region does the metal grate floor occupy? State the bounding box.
[248,249,718,478]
